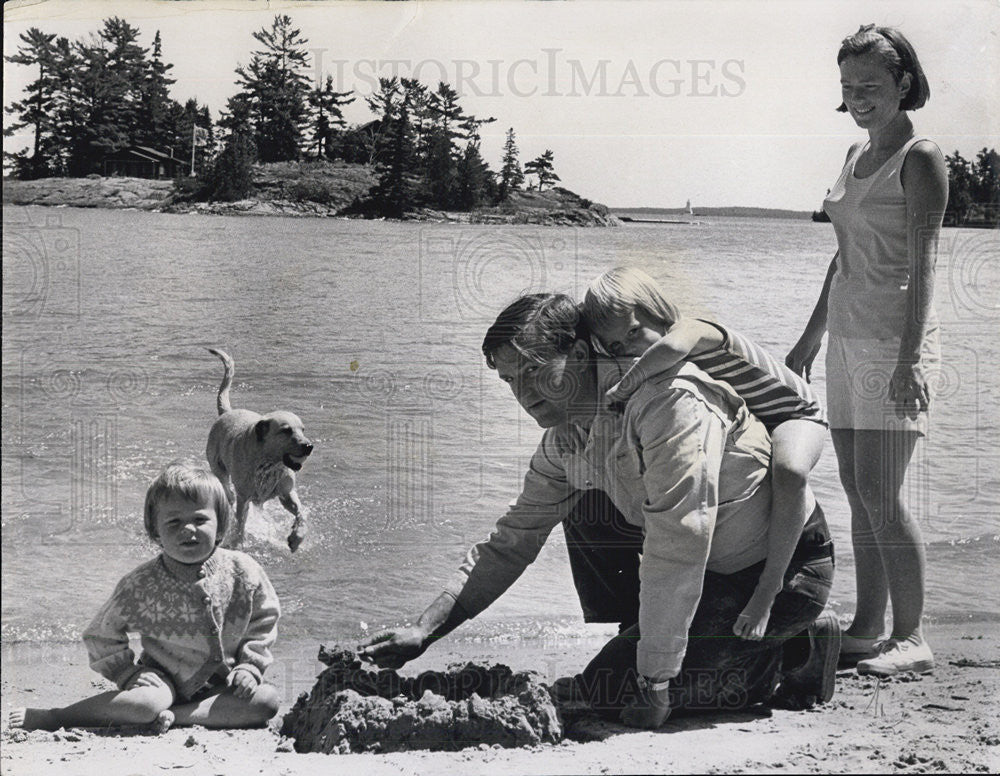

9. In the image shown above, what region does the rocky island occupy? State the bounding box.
[2,161,620,227]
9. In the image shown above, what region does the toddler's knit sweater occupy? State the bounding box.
[83,548,280,699]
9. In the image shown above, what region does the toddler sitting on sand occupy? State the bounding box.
[10,462,281,733]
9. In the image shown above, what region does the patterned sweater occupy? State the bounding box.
[83,548,280,700]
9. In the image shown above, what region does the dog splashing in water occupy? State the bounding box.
[205,348,313,552]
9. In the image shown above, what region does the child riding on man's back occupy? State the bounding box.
[582,267,829,641]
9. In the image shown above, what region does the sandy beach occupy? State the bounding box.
[2,621,997,775]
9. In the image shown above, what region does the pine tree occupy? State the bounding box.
[136,30,176,150]
[55,17,150,174]
[173,98,215,176]
[233,14,311,162]
[46,36,87,176]
[973,148,1000,218]
[3,27,58,178]
[96,17,148,151]
[455,141,495,210]
[371,98,418,217]
[6,19,208,178]
[307,75,355,159]
[422,82,471,208]
[498,127,524,201]
[364,77,404,167]
[523,149,560,191]
[945,151,975,225]
[201,132,256,201]
[403,79,431,161]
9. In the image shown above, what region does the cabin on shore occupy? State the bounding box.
[102,146,189,179]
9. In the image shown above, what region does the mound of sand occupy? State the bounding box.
[280,645,562,754]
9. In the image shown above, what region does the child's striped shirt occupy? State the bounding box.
[689,320,826,431]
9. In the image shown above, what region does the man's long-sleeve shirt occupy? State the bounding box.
[444,359,772,680]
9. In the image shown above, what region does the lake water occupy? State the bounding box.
[2,205,998,651]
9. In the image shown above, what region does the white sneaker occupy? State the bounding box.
[856,638,934,677]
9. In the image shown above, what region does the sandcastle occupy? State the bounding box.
[280,645,563,753]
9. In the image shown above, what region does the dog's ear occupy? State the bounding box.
[255,419,271,441]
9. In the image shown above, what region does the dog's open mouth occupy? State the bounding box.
[284,453,308,471]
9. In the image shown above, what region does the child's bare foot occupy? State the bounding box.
[151,710,174,734]
[9,708,60,732]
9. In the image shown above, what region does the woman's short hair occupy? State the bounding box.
[836,24,929,112]
[143,461,232,545]
[581,267,681,333]
[482,293,589,368]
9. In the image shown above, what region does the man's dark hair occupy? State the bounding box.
[482,293,590,368]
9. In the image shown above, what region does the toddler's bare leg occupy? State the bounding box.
[11,684,174,731]
[170,684,280,729]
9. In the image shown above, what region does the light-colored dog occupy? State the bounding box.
[206,348,313,552]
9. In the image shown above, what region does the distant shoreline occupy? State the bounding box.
[612,205,814,220]
[612,205,1000,227]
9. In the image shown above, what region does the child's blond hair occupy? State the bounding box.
[582,267,681,332]
[143,461,232,545]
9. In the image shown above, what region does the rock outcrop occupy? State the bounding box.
[3,175,176,210]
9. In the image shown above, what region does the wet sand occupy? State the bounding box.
[2,622,998,775]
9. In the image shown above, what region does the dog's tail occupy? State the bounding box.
[208,348,235,415]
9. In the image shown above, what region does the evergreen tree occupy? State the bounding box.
[945,151,975,225]
[172,98,215,176]
[523,149,560,191]
[95,18,148,155]
[498,127,524,201]
[973,148,1000,217]
[364,76,403,167]
[233,14,311,162]
[402,79,431,162]
[422,82,470,208]
[70,39,120,174]
[136,30,176,150]
[307,75,355,159]
[55,17,149,174]
[371,98,418,217]
[200,132,256,201]
[3,27,57,178]
[5,19,209,178]
[46,36,87,176]
[455,141,495,210]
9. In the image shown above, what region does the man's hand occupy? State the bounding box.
[358,626,427,670]
[227,667,259,699]
[620,680,671,729]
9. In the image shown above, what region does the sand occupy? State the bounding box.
[2,622,998,775]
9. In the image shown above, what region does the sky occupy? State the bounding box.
[3,0,998,210]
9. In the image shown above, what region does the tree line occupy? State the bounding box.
[4,20,213,179]
[944,148,999,226]
[8,15,994,222]
[5,15,561,215]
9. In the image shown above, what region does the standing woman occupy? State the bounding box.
[787,25,947,676]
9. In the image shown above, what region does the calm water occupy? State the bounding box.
[2,205,998,649]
